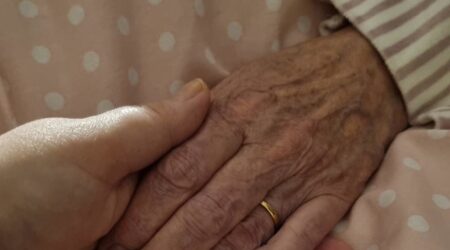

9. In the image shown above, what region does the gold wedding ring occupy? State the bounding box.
[260,200,280,227]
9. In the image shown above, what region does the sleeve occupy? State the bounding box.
[329,0,450,126]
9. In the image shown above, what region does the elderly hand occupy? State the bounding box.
[102,27,407,250]
[0,79,209,250]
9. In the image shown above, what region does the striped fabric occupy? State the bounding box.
[330,0,450,125]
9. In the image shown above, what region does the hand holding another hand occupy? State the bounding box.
[102,27,407,250]
[0,26,407,250]
[0,79,210,250]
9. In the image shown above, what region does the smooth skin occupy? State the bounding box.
[0,79,210,250]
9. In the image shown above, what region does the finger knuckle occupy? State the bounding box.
[115,105,167,132]
[208,109,245,140]
[180,192,237,240]
[221,90,274,119]
[156,145,202,192]
[104,105,174,155]
[141,102,176,141]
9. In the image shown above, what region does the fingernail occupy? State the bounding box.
[177,78,208,101]
[107,244,127,250]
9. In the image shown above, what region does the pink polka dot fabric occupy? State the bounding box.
[333,129,450,250]
[0,1,449,249]
[0,0,334,129]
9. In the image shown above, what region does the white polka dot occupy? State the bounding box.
[194,0,205,17]
[117,16,130,36]
[67,5,85,26]
[266,0,282,11]
[128,67,139,86]
[97,100,115,114]
[32,46,51,64]
[205,48,217,65]
[170,80,184,95]
[432,194,450,210]
[407,215,430,232]
[378,190,396,208]
[402,157,422,171]
[227,21,243,41]
[44,92,65,111]
[159,32,176,52]
[333,220,348,234]
[366,245,379,250]
[271,39,280,52]
[148,0,162,6]
[83,51,100,72]
[427,129,448,139]
[297,16,311,34]
[19,0,39,18]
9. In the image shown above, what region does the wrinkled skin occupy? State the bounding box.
[101,27,407,250]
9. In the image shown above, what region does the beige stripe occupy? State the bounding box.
[396,34,450,81]
[353,0,403,24]
[345,0,385,19]
[332,0,450,123]
[382,4,450,58]
[357,1,421,35]
[368,0,435,39]
[404,58,450,102]
[414,103,450,125]
[409,69,450,115]
[386,17,450,76]
[411,83,450,119]
[339,0,367,12]
[398,42,450,95]
[372,1,449,49]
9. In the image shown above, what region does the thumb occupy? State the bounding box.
[71,78,211,182]
[0,79,210,184]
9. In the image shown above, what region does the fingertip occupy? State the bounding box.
[175,78,210,102]
[165,79,211,143]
